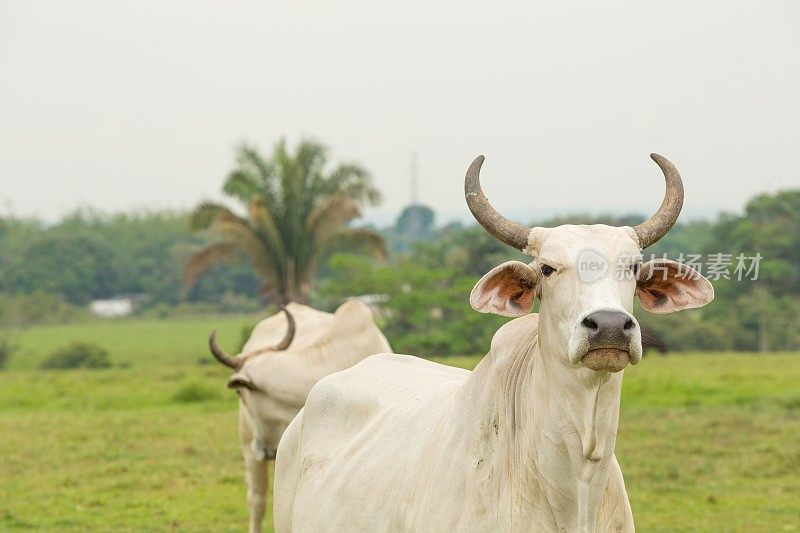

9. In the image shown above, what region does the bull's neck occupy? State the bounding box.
[469,321,624,530]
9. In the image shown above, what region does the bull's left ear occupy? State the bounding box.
[227,373,257,391]
[636,259,714,314]
[470,261,539,317]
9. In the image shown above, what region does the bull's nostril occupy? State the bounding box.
[582,317,598,330]
[624,319,634,330]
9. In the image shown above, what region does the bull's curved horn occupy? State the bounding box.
[271,306,295,351]
[209,330,242,369]
[633,154,684,249]
[464,156,531,251]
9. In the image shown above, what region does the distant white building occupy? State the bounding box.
[354,294,390,306]
[89,296,135,317]
[352,294,391,320]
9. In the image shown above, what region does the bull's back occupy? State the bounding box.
[274,353,468,531]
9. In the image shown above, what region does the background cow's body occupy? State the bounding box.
[225,300,391,533]
[275,314,633,532]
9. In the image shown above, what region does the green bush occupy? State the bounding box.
[0,338,16,369]
[171,382,218,403]
[41,342,112,370]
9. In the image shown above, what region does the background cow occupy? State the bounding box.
[209,300,391,533]
[274,154,713,532]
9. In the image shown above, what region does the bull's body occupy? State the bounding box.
[273,154,712,532]
[275,314,633,532]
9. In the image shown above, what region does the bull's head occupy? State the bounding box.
[466,154,713,374]
[208,307,297,460]
[209,307,296,372]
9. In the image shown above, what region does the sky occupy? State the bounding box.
[1,1,799,226]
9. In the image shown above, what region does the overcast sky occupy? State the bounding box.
[1,1,798,225]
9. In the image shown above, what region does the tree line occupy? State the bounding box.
[1,138,798,354]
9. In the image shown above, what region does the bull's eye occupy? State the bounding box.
[631,263,641,276]
[540,264,556,277]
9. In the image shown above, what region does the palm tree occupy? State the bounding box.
[184,138,384,305]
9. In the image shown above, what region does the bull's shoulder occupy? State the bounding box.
[303,353,468,425]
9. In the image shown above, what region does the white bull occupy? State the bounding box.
[209,300,391,533]
[274,154,714,532]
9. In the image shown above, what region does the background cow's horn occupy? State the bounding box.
[271,306,295,351]
[633,154,685,249]
[209,330,242,369]
[464,155,531,251]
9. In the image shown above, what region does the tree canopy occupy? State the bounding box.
[185,139,384,304]
[1,185,799,354]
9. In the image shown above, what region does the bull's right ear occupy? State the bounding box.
[470,261,539,317]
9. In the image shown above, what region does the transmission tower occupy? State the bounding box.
[410,152,419,206]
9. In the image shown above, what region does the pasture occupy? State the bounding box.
[1,317,799,532]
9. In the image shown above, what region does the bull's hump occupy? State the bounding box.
[490,313,539,350]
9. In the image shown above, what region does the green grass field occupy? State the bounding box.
[1,317,799,531]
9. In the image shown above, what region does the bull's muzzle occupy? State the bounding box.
[582,348,630,373]
[579,310,638,372]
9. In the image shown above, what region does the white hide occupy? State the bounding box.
[274,225,713,532]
